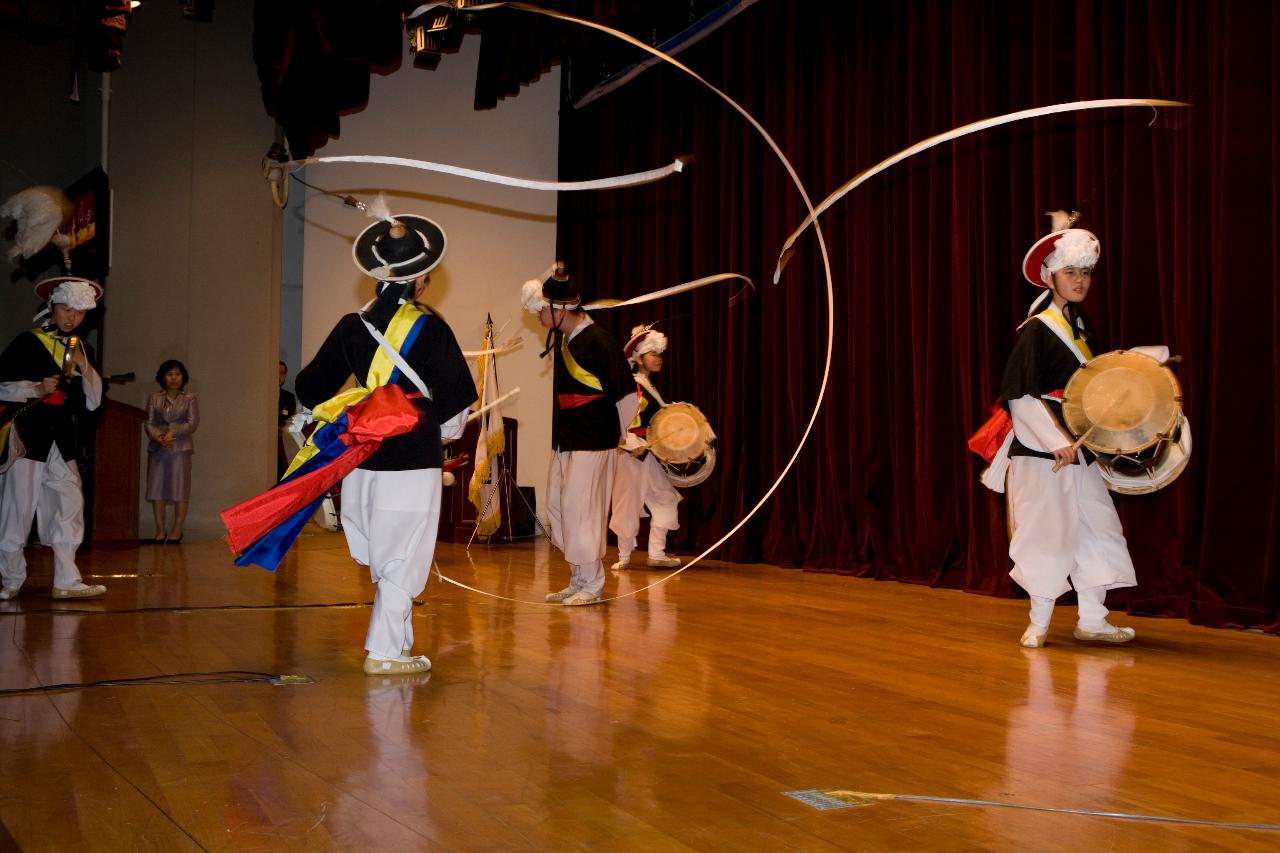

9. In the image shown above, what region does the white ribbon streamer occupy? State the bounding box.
[772,98,1191,282]
[293,154,686,192]
[453,1,834,606]
[582,273,754,311]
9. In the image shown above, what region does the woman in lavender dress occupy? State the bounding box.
[145,360,198,543]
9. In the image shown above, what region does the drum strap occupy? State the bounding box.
[635,374,667,407]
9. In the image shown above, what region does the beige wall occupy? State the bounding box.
[298,39,559,522]
[105,5,280,540]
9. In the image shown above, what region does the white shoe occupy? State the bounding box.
[0,584,21,601]
[1073,624,1136,644]
[1020,625,1048,648]
[646,554,681,568]
[611,554,633,571]
[545,586,579,603]
[51,582,106,600]
[562,590,603,606]
[363,655,432,675]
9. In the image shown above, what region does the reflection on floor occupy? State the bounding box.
[0,532,1277,851]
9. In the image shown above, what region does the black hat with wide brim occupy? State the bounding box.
[352,215,447,282]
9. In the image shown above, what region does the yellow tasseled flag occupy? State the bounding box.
[468,318,505,536]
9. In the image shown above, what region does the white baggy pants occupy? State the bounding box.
[341,467,442,659]
[610,450,679,557]
[0,445,88,590]
[1007,456,1136,628]
[548,449,616,596]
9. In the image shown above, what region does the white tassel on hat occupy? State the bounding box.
[363,192,397,225]
[521,279,549,314]
[1047,209,1078,232]
[0,186,70,261]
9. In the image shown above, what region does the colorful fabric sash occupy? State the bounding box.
[222,384,420,570]
[282,304,426,480]
[223,303,427,571]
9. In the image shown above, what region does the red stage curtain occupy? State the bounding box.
[555,0,1280,630]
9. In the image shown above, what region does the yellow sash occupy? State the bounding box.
[561,332,603,391]
[1038,308,1094,360]
[32,327,71,369]
[282,304,424,479]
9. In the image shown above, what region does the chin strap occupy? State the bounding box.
[539,304,572,359]
[539,328,560,359]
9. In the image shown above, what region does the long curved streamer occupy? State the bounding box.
[449,1,835,606]
[293,154,686,193]
[582,273,754,311]
[772,97,1190,282]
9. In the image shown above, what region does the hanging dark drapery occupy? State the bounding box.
[554,0,1280,631]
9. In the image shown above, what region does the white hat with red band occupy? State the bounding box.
[1021,210,1100,288]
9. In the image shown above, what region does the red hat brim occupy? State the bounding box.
[623,331,649,359]
[34,276,103,302]
[1021,233,1062,288]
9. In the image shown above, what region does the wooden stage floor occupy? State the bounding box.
[0,531,1277,851]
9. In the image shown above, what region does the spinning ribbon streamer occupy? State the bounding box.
[772,98,1190,282]
[440,8,1192,606]
[292,154,687,193]
[582,273,754,311]
[431,0,836,605]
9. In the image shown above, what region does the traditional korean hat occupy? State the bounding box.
[1022,210,1100,288]
[623,323,667,362]
[34,276,101,309]
[521,261,581,313]
[352,214,446,282]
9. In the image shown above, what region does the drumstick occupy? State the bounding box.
[466,387,520,423]
[1052,390,1130,473]
[1052,423,1099,473]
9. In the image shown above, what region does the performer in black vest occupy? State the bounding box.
[296,214,476,674]
[522,264,636,605]
[0,276,107,600]
[610,325,682,570]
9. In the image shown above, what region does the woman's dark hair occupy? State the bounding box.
[155,359,190,389]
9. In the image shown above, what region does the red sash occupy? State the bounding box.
[558,393,605,409]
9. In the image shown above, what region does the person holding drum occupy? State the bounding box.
[522,264,637,605]
[610,324,682,570]
[997,211,1144,648]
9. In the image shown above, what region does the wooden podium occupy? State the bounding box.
[91,398,146,545]
[439,416,518,544]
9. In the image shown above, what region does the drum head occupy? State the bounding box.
[1062,349,1182,455]
[649,402,712,464]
